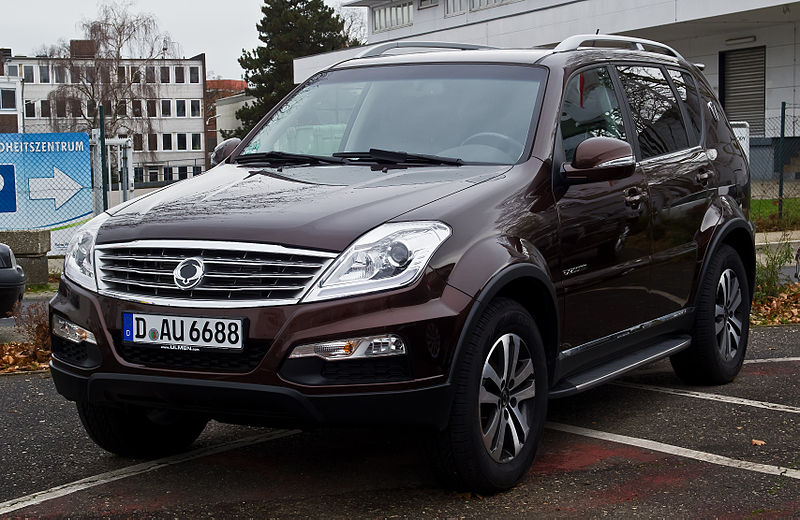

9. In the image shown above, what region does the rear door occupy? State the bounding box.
[614,65,714,318]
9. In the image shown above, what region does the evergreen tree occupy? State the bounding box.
[228,0,356,138]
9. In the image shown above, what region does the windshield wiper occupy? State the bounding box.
[234,151,349,166]
[333,148,463,166]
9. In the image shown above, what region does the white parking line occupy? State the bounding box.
[744,357,800,364]
[547,422,800,480]
[612,381,800,415]
[0,429,299,516]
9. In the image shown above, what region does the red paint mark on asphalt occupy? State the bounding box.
[741,361,799,377]
[586,470,698,507]
[532,436,662,474]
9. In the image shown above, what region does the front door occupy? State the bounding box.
[556,66,654,350]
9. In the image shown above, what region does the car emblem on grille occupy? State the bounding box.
[173,257,205,290]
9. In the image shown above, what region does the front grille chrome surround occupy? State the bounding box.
[95,240,337,308]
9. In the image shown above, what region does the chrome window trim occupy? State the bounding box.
[95,240,338,309]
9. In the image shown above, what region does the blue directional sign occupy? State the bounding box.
[0,133,92,254]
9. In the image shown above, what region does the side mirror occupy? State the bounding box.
[562,137,635,185]
[210,138,242,167]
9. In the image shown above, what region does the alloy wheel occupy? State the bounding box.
[715,268,743,362]
[478,333,537,463]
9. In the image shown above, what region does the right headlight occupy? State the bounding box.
[302,221,451,302]
[63,212,110,292]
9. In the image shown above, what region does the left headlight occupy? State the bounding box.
[63,213,110,292]
[302,221,451,302]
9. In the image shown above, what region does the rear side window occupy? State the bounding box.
[616,65,689,159]
[560,67,626,162]
[667,69,703,146]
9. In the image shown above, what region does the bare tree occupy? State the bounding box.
[41,1,180,157]
[337,5,368,45]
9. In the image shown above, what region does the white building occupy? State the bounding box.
[215,92,255,144]
[1,46,207,185]
[295,0,800,142]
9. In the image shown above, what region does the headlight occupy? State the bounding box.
[63,213,110,291]
[302,221,451,302]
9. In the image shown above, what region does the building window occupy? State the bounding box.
[160,66,170,83]
[69,98,82,117]
[147,99,157,117]
[193,166,202,177]
[190,99,200,117]
[56,99,66,118]
[24,100,35,118]
[116,100,127,116]
[70,66,81,84]
[116,66,126,83]
[373,2,413,32]
[148,133,158,151]
[6,65,17,77]
[54,66,66,83]
[419,0,438,7]
[23,65,34,83]
[445,0,467,14]
[189,66,199,83]
[161,99,171,117]
[39,66,50,83]
[132,99,142,117]
[178,166,188,179]
[40,100,50,118]
[163,133,173,150]
[177,133,187,150]
[176,99,186,117]
[133,134,143,151]
[175,66,185,83]
[470,0,512,9]
[85,66,97,84]
[148,166,159,182]
[132,68,142,83]
[0,89,15,110]
[145,66,156,83]
[164,166,173,181]
[134,167,144,183]
[191,133,201,150]
[87,100,97,118]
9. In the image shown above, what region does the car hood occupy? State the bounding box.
[98,162,511,252]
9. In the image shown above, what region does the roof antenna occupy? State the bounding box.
[595,29,600,35]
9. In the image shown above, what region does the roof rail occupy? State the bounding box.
[553,34,685,60]
[355,41,493,59]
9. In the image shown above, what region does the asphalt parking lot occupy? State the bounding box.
[0,325,798,519]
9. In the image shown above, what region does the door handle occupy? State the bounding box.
[696,169,714,186]
[624,187,646,208]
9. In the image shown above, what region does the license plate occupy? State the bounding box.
[122,313,244,351]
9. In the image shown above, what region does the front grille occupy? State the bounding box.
[96,240,336,307]
[114,332,270,372]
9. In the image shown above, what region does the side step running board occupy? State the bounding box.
[549,335,691,399]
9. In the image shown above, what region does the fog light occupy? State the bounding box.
[52,315,97,345]
[289,334,405,360]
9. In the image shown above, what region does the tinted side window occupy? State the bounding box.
[560,67,626,162]
[616,66,689,159]
[667,69,703,146]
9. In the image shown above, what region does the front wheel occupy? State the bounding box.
[430,298,548,493]
[77,402,208,458]
[671,244,751,384]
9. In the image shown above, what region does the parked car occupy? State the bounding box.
[0,243,25,315]
[49,35,754,493]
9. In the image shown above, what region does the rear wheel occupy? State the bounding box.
[77,402,207,457]
[671,244,750,384]
[430,298,548,493]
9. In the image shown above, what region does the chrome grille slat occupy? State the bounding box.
[95,240,336,308]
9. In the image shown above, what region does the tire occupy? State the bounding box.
[430,298,549,493]
[77,402,208,457]
[671,244,751,384]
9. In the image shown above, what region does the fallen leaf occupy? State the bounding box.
[736,426,743,430]
[751,439,766,446]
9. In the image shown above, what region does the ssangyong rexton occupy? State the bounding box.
[50,35,755,492]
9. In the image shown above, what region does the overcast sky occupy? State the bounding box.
[0,0,355,80]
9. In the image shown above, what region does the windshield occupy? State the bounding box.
[240,64,546,165]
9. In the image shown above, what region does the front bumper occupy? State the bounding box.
[49,272,473,428]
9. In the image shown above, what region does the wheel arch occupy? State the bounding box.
[448,263,559,387]
[696,217,756,306]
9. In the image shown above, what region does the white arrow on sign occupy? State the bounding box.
[29,166,82,209]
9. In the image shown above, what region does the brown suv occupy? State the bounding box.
[50,35,754,492]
